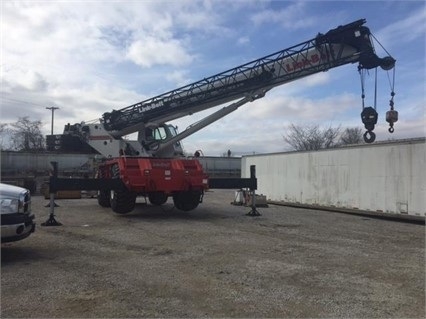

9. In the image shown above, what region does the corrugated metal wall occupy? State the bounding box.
[242,138,425,216]
[196,156,241,177]
[1,152,95,174]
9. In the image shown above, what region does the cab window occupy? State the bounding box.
[153,127,167,140]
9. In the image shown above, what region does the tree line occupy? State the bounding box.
[0,117,45,151]
[222,125,363,156]
[283,124,363,151]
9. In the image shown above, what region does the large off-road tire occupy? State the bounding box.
[97,190,111,207]
[109,163,136,214]
[110,189,137,214]
[96,167,111,207]
[173,191,202,212]
[148,192,168,206]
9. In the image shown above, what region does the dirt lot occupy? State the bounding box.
[1,190,425,318]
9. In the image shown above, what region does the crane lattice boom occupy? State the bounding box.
[102,19,394,138]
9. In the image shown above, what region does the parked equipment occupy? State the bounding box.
[46,19,396,214]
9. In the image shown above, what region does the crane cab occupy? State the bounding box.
[138,124,185,158]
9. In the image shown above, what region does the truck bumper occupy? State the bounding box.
[1,213,35,243]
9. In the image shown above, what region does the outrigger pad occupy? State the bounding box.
[41,215,62,226]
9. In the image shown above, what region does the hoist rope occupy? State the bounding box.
[387,66,396,92]
[370,33,393,58]
[371,32,396,106]
[388,66,396,111]
[359,68,366,109]
[374,67,378,110]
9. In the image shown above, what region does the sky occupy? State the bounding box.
[1,0,425,156]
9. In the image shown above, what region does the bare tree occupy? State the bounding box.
[283,124,341,151]
[339,127,363,145]
[9,117,45,151]
[0,123,9,150]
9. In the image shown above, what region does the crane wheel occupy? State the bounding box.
[148,192,168,206]
[97,168,111,207]
[173,191,202,211]
[109,163,136,214]
[97,190,111,207]
[110,189,137,214]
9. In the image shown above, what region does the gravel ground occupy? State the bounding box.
[1,189,425,318]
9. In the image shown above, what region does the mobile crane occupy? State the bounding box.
[47,19,396,215]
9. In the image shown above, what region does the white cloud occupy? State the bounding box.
[1,1,202,133]
[3,69,48,92]
[166,70,192,87]
[250,2,316,29]
[237,36,250,46]
[376,9,426,49]
[302,72,331,87]
[240,93,355,123]
[126,37,194,68]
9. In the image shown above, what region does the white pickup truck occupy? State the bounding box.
[1,183,36,243]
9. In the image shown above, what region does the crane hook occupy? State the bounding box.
[386,92,398,134]
[361,106,378,143]
[363,130,376,143]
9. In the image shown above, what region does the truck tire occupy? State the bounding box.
[148,192,168,206]
[97,190,111,207]
[110,189,137,214]
[173,191,201,211]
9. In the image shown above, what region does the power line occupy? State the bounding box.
[2,97,47,107]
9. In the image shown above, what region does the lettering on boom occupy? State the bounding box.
[284,50,330,73]
[137,100,165,114]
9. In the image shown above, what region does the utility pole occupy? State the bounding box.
[46,106,59,135]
